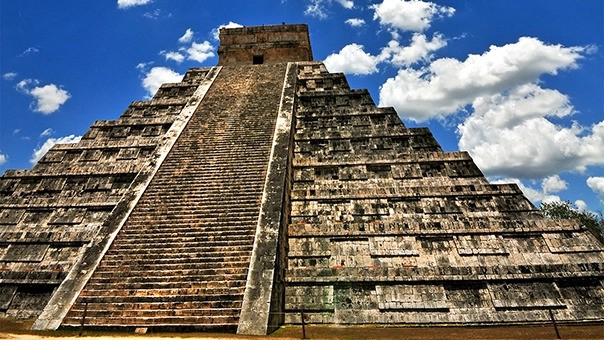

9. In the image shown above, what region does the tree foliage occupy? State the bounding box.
[540,201,604,243]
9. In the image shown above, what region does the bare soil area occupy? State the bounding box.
[1,319,602,340]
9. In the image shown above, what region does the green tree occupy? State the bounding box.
[540,201,604,244]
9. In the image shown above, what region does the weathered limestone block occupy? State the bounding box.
[369,236,419,257]
[543,232,603,253]
[285,285,334,311]
[455,235,508,256]
[1,244,49,262]
[376,284,449,311]
[0,210,24,224]
[488,282,565,309]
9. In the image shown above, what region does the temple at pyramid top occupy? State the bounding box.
[217,24,313,65]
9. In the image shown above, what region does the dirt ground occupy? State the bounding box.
[1,319,603,340]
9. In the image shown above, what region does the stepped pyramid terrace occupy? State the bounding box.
[0,24,603,336]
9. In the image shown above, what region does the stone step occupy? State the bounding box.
[137,194,261,202]
[132,192,263,201]
[90,266,248,278]
[117,210,260,220]
[100,255,251,265]
[135,191,262,200]
[80,286,245,298]
[101,249,252,261]
[161,154,268,162]
[151,170,263,178]
[123,217,258,225]
[104,242,253,255]
[147,169,266,178]
[97,260,250,271]
[119,216,259,227]
[111,234,254,245]
[84,279,247,291]
[119,228,255,238]
[110,235,254,247]
[115,227,256,236]
[66,300,242,312]
[120,224,257,235]
[153,166,265,174]
[87,273,248,284]
[155,159,268,168]
[73,291,244,304]
[101,255,249,267]
[65,307,241,319]
[101,254,252,265]
[62,315,239,327]
[131,201,259,210]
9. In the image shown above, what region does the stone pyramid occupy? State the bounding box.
[0,24,602,336]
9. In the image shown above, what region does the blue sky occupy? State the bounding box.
[1,0,603,211]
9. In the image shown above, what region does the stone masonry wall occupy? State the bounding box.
[284,62,604,325]
[218,24,312,65]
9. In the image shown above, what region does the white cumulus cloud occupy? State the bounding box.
[345,18,365,27]
[587,177,604,204]
[158,29,215,65]
[335,0,354,9]
[30,135,81,165]
[16,79,39,93]
[29,84,71,114]
[324,31,447,75]
[541,175,568,194]
[178,28,194,43]
[161,51,185,63]
[3,72,17,81]
[305,0,354,19]
[186,41,215,63]
[371,0,455,32]
[141,67,183,98]
[40,128,55,137]
[458,86,603,178]
[117,0,152,9]
[324,44,379,75]
[143,9,171,19]
[379,37,587,122]
[19,47,39,57]
[212,21,243,41]
[16,79,71,114]
[379,32,447,67]
[0,152,7,166]
[575,200,589,212]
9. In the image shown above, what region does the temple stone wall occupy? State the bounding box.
[218,24,312,65]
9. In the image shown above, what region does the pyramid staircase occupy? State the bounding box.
[61,64,288,328]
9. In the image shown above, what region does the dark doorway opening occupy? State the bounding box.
[253,55,264,64]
